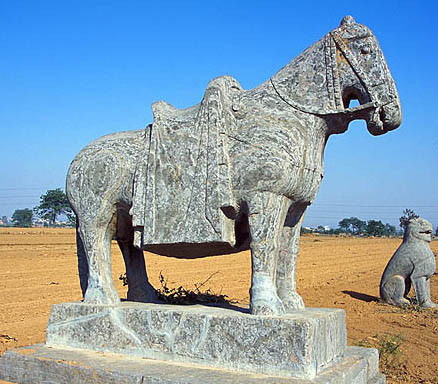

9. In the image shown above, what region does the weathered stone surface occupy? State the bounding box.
[65,16,402,316]
[0,344,385,384]
[380,217,436,307]
[46,302,346,379]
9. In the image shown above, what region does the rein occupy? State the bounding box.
[271,32,394,117]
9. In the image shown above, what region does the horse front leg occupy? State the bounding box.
[276,202,307,312]
[118,242,158,302]
[115,205,157,303]
[247,192,290,316]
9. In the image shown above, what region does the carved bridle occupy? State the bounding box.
[271,29,396,117]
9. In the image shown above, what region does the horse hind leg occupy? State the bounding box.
[69,147,133,304]
[115,205,157,302]
[77,204,120,305]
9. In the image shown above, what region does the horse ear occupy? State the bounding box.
[340,15,355,26]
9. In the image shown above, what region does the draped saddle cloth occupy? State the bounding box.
[131,76,242,249]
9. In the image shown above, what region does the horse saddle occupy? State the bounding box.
[131,76,242,249]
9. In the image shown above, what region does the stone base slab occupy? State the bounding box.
[0,344,385,384]
[46,302,347,379]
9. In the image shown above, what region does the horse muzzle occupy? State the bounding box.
[367,100,402,136]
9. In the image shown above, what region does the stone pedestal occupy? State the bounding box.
[0,302,385,383]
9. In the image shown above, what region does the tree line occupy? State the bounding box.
[338,217,398,236]
[9,189,75,227]
[303,216,400,237]
[308,209,438,237]
[7,195,438,237]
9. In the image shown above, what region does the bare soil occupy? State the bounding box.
[0,228,437,383]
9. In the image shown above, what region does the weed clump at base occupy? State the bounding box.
[355,333,404,377]
[119,271,235,306]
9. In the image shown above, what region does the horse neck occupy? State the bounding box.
[269,33,343,115]
[237,75,330,171]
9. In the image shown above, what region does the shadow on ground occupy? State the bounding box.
[342,290,379,303]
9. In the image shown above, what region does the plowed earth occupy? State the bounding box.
[0,228,437,383]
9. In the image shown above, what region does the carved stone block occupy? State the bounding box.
[46,302,347,380]
[0,344,385,384]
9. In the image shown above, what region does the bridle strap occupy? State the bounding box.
[330,30,396,109]
[271,32,393,117]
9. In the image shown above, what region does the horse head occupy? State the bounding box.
[331,15,402,135]
[271,16,402,136]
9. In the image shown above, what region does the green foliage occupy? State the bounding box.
[336,217,397,237]
[399,297,427,312]
[355,333,404,376]
[11,208,33,227]
[338,217,367,234]
[365,219,386,236]
[66,213,77,227]
[399,208,419,228]
[338,218,351,233]
[384,223,397,237]
[34,188,75,226]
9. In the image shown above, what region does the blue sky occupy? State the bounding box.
[1,0,437,229]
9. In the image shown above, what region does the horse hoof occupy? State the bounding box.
[127,287,158,303]
[281,293,305,312]
[250,296,285,316]
[250,274,285,316]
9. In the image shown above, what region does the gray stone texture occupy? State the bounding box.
[65,16,401,316]
[0,15,399,383]
[380,217,436,307]
[0,344,385,384]
[46,302,346,379]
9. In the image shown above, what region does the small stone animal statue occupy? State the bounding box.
[380,218,436,308]
[67,16,402,315]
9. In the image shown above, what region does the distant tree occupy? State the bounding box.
[435,225,438,237]
[66,213,77,227]
[338,217,366,235]
[11,208,33,227]
[349,217,367,235]
[383,223,397,237]
[338,218,352,233]
[399,208,419,229]
[300,227,312,234]
[316,225,326,233]
[34,188,75,226]
[365,220,386,236]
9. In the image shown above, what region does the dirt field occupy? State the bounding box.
[0,227,437,383]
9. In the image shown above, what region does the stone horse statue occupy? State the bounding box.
[67,16,401,316]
